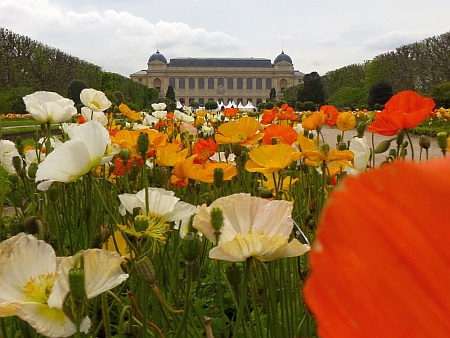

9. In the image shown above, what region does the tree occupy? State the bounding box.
[67,79,88,105]
[269,88,276,102]
[368,81,393,109]
[166,85,176,102]
[189,101,200,110]
[204,100,218,111]
[298,72,325,105]
[327,87,368,110]
[430,81,450,108]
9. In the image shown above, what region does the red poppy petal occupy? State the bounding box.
[304,158,450,338]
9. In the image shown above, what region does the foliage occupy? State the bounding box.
[321,64,366,100]
[297,72,325,105]
[269,87,276,102]
[0,86,34,114]
[327,87,368,109]
[165,85,176,102]
[204,100,218,111]
[368,81,393,109]
[430,81,450,108]
[66,79,88,105]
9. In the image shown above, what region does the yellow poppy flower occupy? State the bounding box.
[336,111,356,131]
[245,144,302,174]
[112,129,167,157]
[119,103,142,121]
[215,116,264,145]
[156,142,190,167]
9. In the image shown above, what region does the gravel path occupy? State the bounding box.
[319,125,444,164]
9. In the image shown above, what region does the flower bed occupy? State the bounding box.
[0,89,448,337]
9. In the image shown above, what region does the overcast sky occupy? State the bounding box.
[1,0,449,78]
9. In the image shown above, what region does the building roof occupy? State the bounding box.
[274,51,293,64]
[148,50,167,64]
[168,58,273,68]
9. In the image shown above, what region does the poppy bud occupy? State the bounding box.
[12,156,22,171]
[437,132,447,150]
[27,162,38,179]
[10,190,22,208]
[232,143,242,157]
[48,186,59,203]
[338,142,347,150]
[356,122,366,137]
[214,167,224,188]
[320,143,330,157]
[23,216,44,235]
[271,137,278,145]
[419,135,430,149]
[119,149,131,162]
[225,263,241,289]
[336,134,342,143]
[137,132,149,155]
[135,256,157,286]
[374,140,391,154]
[211,207,223,232]
[7,174,18,185]
[182,232,201,262]
[396,130,405,147]
[257,186,274,198]
[69,268,86,303]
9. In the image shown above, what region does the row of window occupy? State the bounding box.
[179,98,264,106]
[169,77,273,90]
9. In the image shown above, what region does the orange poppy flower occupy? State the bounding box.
[112,129,167,157]
[119,103,142,121]
[245,144,302,174]
[215,116,264,146]
[261,124,298,145]
[336,111,356,131]
[301,111,325,131]
[223,108,238,119]
[320,105,339,127]
[192,138,218,164]
[171,155,237,184]
[260,109,277,124]
[304,158,450,337]
[261,104,297,125]
[367,90,435,136]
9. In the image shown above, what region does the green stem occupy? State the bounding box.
[404,129,415,161]
[102,293,112,338]
[175,261,195,337]
[234,259,252,337]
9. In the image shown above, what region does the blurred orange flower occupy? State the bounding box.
[192,138,218,164]
[215,116,264,145]
[261,124,298,145]
[119,103,142,121]
[304,158,450,337]
[301,111,325,131]
[261,104,297,124]
[223,108,238,119]
[320,105,339,127]
[367,90,435,136]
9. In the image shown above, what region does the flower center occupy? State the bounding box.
[92,100,101,109]
[236,132,247,142]
[23,273,56,303]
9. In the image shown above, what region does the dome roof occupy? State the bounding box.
[274,51,292,64]
[148,50,167,64]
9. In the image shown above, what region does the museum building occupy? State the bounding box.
[130,50,304,106]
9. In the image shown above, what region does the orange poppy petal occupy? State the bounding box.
[304,158,450,337]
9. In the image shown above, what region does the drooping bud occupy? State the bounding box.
[134,256,157,286]
[374,140,391,154]
[137,132,149,155]
[419,135,430,149]
[225,263,242,290]
[182,232,201,262]
[23,216,44,235]
[213,167,224,188]
[12,156,22,171]
[257,186,273,198]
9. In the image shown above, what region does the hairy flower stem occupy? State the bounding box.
[175,261,195,337]
[102,293,112,338]
[235,259,252,337]
[404,129,415,161]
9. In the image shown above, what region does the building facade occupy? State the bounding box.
[130,51,304,106]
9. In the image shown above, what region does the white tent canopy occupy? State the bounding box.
[225,100,237,108]
[242,101,256,111]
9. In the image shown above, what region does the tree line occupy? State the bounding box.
[283,31,450,109]
[0,28,159,114]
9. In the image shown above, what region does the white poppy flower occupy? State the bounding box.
[80,107,108,125]
[143,113,159,126]
[152,110,167,120]
[193,193,310,262]
[80,88,111,112]
[35,121,110,190]
[151,102,167,111]
[23,91,77,124]
[0,233,128,338]
[346,137,371,175]
[0,140,19,174]
[174,110,195,123]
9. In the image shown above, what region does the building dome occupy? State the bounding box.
[274,51,292,64]
[148,50,167,64]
